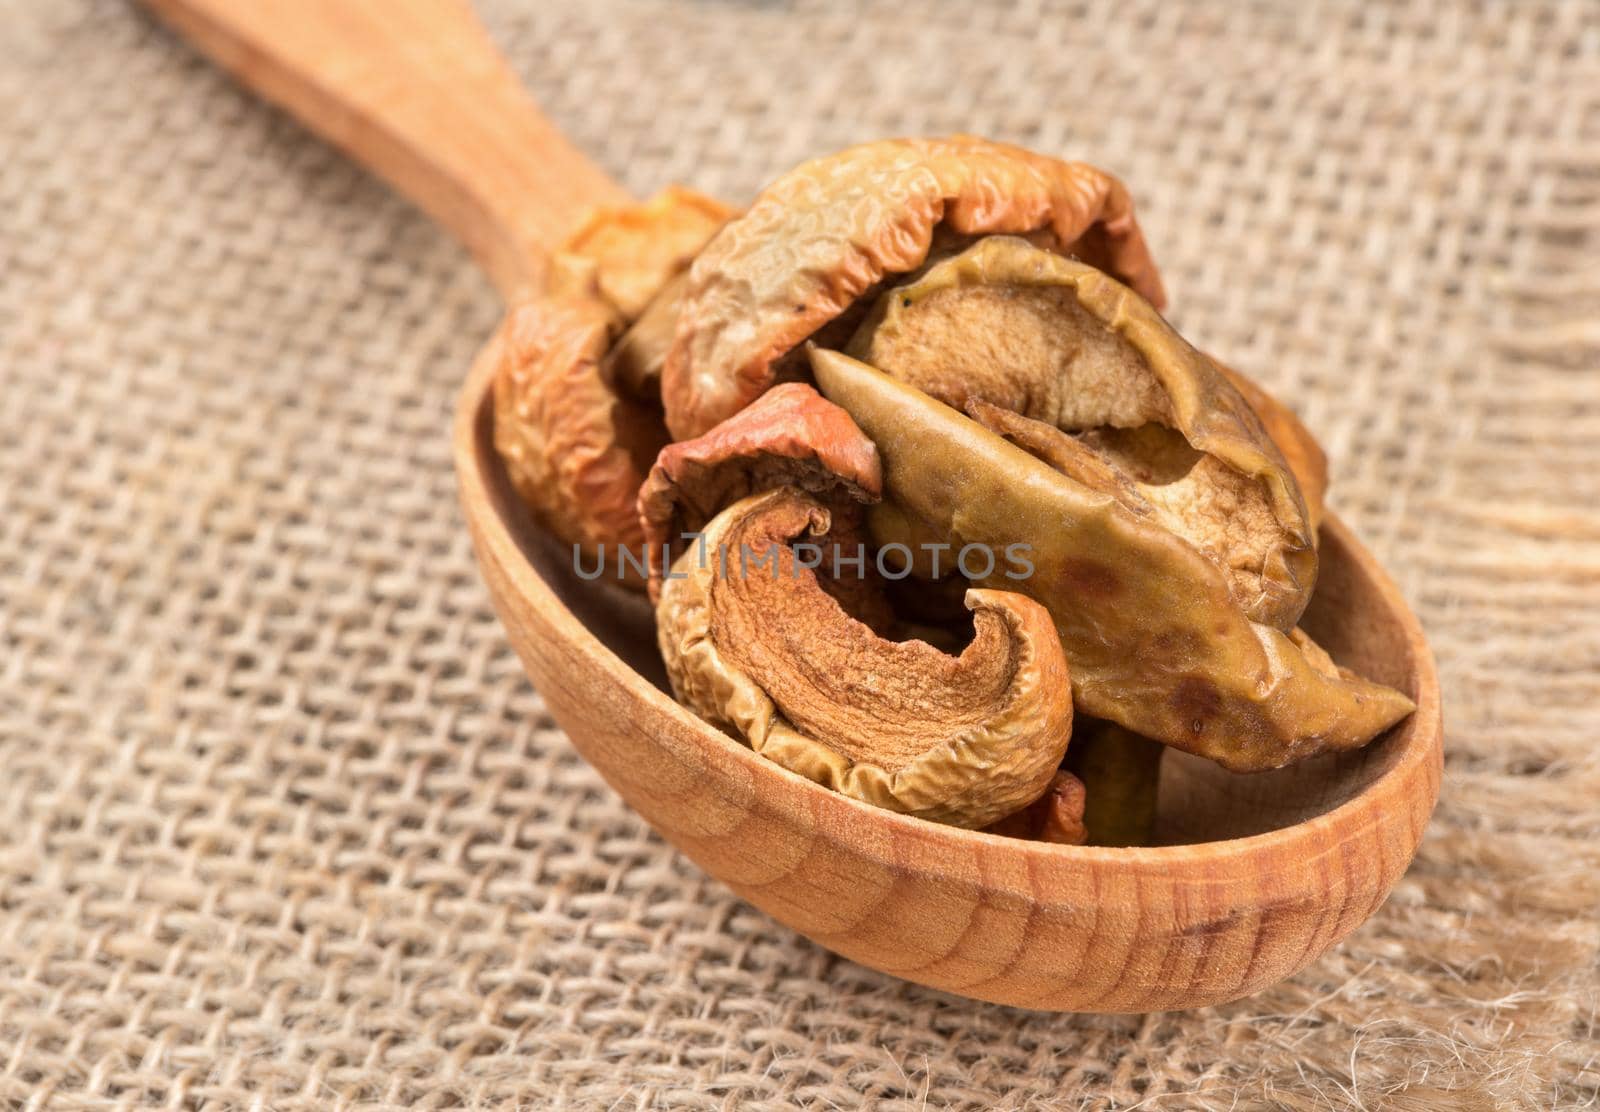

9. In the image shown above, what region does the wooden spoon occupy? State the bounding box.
[142,0,1442,1012]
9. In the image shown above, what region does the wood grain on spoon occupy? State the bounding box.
[139,0,627,297]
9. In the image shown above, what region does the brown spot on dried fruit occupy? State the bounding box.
[1170,677,1221,737]
[1057,557,1124,599]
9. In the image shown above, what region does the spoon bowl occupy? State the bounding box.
[454,346,1441,1013]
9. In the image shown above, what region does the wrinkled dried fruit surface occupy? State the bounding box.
[1064,719,1164,847]
[655,488,1073,828]
[983,771,1088,845]
[663,136,1166,439]
[493,296,665,566]
[637,383,882,594]
[493,188,729,585]
[850,236,1316,629]
[811,347,1414,772]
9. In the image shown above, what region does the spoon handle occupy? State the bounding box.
[140,0,630,298]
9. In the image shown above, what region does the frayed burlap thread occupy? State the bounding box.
[1,1,1597,1108]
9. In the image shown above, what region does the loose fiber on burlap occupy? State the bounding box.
[2,1,1597,1108]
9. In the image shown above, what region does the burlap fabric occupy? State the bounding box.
[2,1,1596,1107]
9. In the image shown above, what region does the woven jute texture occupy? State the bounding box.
[3,1,1598,1107]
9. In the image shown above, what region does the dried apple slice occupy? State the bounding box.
[493,188,730,586]
[655,488,1073,828]
[849,236,1316,629]
[663,136,1165,440]
[810,347,1413,772]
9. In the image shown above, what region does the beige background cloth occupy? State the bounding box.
[2,1,1597,1107]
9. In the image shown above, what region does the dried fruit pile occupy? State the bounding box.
[493,137,1414,846]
